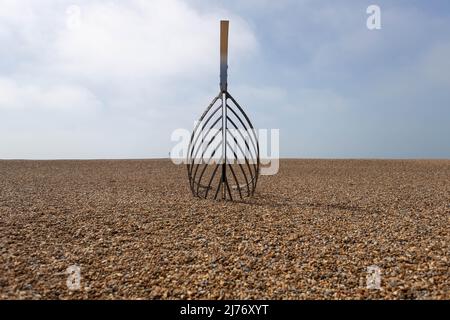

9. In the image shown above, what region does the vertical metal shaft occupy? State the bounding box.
[221,92,227,199]
[220,20,229,199]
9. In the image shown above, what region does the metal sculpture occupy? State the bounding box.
[187,20,260,200]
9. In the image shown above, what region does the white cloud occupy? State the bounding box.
[0,0,257,106]
[0,0,257,158]
[54,0,256,80]
[0,77,102,111]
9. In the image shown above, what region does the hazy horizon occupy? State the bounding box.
[1,157,449,161]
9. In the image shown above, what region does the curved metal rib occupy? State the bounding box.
[189,105,222,158]
[208,160,222,199]
[190,116,222,178]
[188,104,222,170]
[226,97,260,189]
[194,137,223,195]
[226,115,257,160]
[226,104,259,163]
[224,174,233,200]
[226,115,258,182]
[187,90,260,200]
[187,93,221,174]
[226,133,255,192]
[188,93,221,145]
[227,141,251,197]
[191,128,223,192]
[227,163,242,199]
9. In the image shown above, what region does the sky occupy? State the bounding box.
[1,0,449,159]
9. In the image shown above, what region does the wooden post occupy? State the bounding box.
[220,20,229,92]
